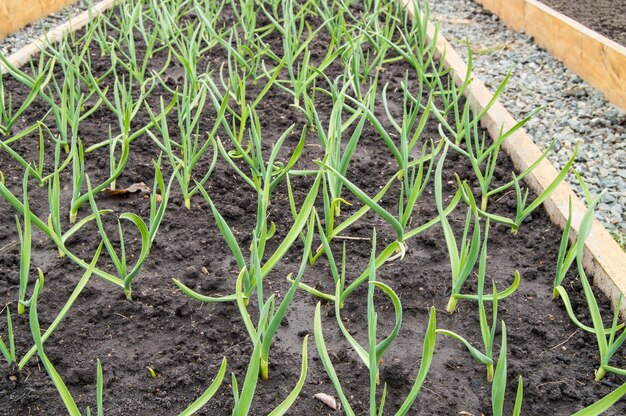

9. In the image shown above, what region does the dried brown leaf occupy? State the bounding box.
[314,393,337,410]
[102,182,151,196]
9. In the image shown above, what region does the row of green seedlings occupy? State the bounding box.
[1,161,624,416]
[0,0,432,306]
[0,0,236,304]
[0,0,424,411]
[1,0,625,413]
[166,55,615,414]
[551,173,626,382]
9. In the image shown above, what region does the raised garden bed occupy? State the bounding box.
[1,0,626,415]
[539,0,626,47]
[472,0,626,111]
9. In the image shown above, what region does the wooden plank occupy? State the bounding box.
[499,0,525,32]
[403,0,626,316]
[525,0,626,111]
[477,0,525,31]
[1,0,117,74]
[0,0,78,39]
[469,0,626,111]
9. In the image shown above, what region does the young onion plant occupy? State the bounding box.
[231,306,309,416]
[203,62,285,160]
[0,168,126,288]
[293,161,462,307]
[435,144,478,313]
[146,83,218,209]
[434,96,550,212]
[333,230,403,388]
[435,146,520,313]
[556,183,626,381]
[505,143,577,234]
[440,219,521,382]
[85,0,119,57]
[345,20,398,95]
[46,145,113,259]
[553,172,599,299]
[316,123,441,252]
[491,322,524,416]
[0,305,15,365]
[0,123,48,186]
[174,169,321,307]
[234,213,314,380]
[85,160,177,300]
[372,0,445,106]
[259,0,328,106]
[310,73,367,227]
[27,266,228,416]
[176,174,318,381]
[341,74,437,184]
[175,141,320,378]
[442,120,580,235]
[438,318,523,414]
[553,197,576,299]
[426,38,511,146]
[217,105,307,196]
[0,51,56,135]
[314,298,437,415]
[72,74,176,222]
[16,169,32,315]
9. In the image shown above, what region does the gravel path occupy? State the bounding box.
[426,0,626,245]
[0,1,90,56]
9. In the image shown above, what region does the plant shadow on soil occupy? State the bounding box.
[0,2,625,415]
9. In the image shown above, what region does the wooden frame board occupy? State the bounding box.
[472,0,626,111]
[0,0,78,39]
[1,0,117,74]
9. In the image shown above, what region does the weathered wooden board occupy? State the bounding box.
[0,0,78,39]
[524,0,626,111]
[471,0,626,111]
[474,0,525,31]
[1,0,116,74]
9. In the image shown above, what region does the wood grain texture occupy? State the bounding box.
[1,0,117,74]
[474,0,525,31]
[0,0,78,39]
[404,0,626,315]
[524,0,626,111]
[471,0,626,111]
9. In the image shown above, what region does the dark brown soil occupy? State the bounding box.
[0,2,625,416]
[540,0,626,46]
